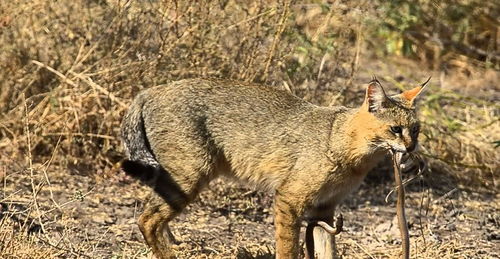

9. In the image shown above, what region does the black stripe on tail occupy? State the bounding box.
[121,159,157,183]
[121,159,188,212]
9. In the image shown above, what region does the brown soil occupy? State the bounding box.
[1,158,498,258]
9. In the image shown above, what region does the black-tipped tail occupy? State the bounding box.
[121,159,158,183]
[121,159,189,211]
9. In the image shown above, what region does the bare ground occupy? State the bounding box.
[1,156,498,259]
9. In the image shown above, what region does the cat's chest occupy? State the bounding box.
[312,171,364,208]
[313,152,386,207]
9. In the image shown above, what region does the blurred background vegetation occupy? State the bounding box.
[0,0,497,195]
[375,0,498,68]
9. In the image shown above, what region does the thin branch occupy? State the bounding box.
[23,94,46,233]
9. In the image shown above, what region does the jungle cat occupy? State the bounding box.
[120,77,428,258]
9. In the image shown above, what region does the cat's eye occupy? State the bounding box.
[390,126,402,134]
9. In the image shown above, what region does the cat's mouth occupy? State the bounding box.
[373,141,416,154]
[387,142,409,153]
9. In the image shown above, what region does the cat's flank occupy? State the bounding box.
[120,78,427,258]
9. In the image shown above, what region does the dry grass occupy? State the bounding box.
[0,0,363,171]
[0,0,498,258]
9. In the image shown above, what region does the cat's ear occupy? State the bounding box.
[401,77,430,107]
[364,77,389,112]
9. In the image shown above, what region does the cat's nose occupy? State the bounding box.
[405,142,417,153]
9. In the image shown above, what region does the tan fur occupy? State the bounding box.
[120,77,427,258]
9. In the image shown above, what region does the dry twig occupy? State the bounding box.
[391,151,409,259]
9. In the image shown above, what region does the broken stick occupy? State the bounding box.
[305,214,343,259]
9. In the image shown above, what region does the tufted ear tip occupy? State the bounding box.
[401,77,430,105]
[402,86,423,101]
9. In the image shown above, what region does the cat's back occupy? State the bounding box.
[142,78,312,125]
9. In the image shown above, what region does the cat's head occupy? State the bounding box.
[361,77,429,153]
